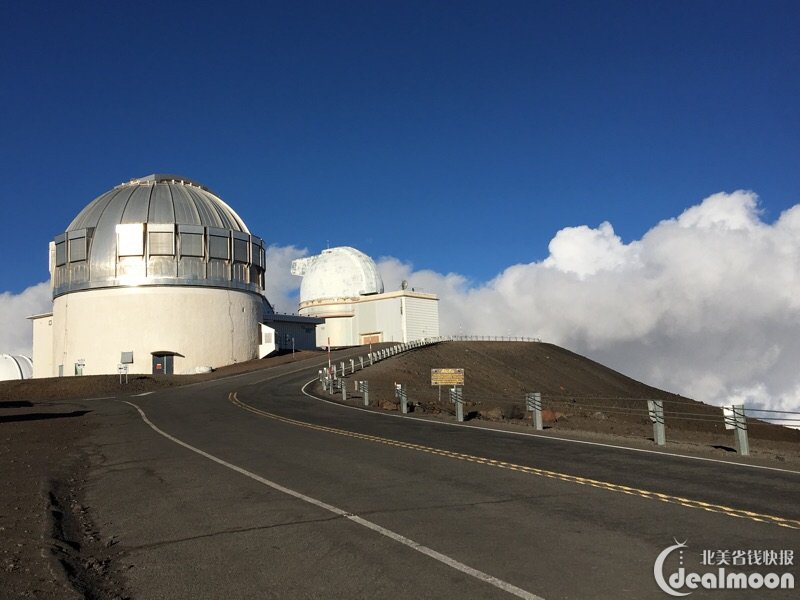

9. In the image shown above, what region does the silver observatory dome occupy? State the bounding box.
[51,174,265,297]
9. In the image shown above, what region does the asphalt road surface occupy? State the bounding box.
[85,350,800,599]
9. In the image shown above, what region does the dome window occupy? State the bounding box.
[251,239,264,268]
[116,223,144,257]
[233,232,249,263]
[54,234,67,267]
[68,230,88,262]
[148,224,175,256]
[208,229,230,260]
[178,225,204,258]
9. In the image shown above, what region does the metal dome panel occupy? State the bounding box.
[51,175,265,298]
[67,175,248,233]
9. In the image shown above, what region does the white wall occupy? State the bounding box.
[315,316,355,348]
[371,296,404,342]
[48,286,261,376]
[303,291,439,348]
[403,296,440,340]
[31,314,54,378]
[259,324,276,359]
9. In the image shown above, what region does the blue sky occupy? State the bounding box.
[2,0,799,293]
[4,1,800,413]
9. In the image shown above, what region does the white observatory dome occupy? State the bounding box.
[292,247,384,304]
[0,354,33,381]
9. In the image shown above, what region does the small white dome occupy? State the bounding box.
[0,354,33,381]
[293,247,384,304]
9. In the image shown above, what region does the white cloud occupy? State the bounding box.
[543,221,640,278]
[0,282,52,356]
[375,190,800,412]
[264,244,307,314]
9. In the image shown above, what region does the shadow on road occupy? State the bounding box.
[0,410,91,424]
[0,400,34,408]
[710,444,736,453]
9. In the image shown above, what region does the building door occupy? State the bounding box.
[152,353,174,375]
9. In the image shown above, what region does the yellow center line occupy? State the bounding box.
[228,392,800,530]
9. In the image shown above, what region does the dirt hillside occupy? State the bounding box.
[327,341,800,445]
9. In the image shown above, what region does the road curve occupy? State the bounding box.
[85,351,799,599]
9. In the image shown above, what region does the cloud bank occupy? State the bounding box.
[377,191,800,412]
[0,282,52,357]
[2,191,797,414]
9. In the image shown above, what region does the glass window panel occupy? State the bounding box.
[69,237,87,262]
[55,242,67,266]
[251,243,264,267]
[233,238,248,263]
[209,235,229,260]
[180,233,204,257]
[149,231,174,256]
[116,224,144,256]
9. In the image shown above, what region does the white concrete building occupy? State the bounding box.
[291,247,439,348]
[29,174,298,377]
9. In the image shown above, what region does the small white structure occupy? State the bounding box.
[30,175,275,377]
[291,247,439,348]
[0,354,33,381]
[261,313,322,356]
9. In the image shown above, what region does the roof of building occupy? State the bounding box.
[67,174,248,233]
[262,313,324,324]
[51,175,265,297]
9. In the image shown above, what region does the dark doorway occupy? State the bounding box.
[152,353,174,375]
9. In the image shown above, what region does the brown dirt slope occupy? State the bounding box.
[333,341,800,444]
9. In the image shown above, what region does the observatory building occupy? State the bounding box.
[291,246,439,348]
[29,174,316,377]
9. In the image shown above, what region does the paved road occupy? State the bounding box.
[84,350,800,599]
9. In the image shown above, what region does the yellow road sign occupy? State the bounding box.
[431,368,464,386]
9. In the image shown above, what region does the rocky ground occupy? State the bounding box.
[1,342,797,598]
[0,351,321,599]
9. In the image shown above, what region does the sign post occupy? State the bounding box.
[723,404,750,456]
[647,400,666,446]
[431,368,464,404]
[434,369,464,420]
[449,386,464,422]
[526,392,543,430]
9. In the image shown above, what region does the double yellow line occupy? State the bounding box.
[229,392,800,530]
